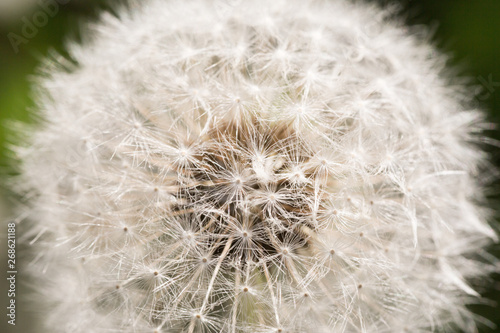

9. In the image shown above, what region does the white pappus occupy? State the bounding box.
[16,0,498,332]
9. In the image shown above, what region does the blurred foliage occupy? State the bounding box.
[0,0,111,172]
[0,0,498,332]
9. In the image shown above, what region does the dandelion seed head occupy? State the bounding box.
[17,0,498,332]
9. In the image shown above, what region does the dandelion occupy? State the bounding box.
[17,0,497,332]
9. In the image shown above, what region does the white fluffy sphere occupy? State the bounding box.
[18,0,497,332]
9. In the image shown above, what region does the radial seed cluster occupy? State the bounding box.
[19,0,497,332]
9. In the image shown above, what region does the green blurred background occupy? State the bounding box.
[0,0,498,332]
